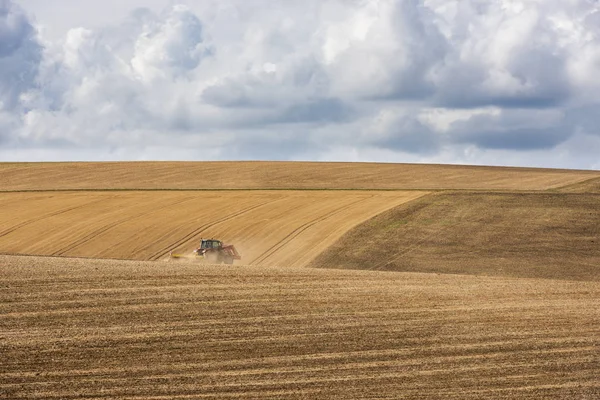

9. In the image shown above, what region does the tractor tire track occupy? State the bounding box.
[2,254,599,399]
[250,196,374,266]
[0,197,108,239]
[51,197,197,257]
[147,197,285,261]
[0,191,424,265]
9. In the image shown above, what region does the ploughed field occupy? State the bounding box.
[313,191,600,281]
[0,190,424,267]
[2,255,599,399]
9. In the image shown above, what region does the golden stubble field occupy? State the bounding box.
[0,190,425,267]
[1,255,599,399]
[1,161,598,190]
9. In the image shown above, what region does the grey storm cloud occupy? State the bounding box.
[448,109,571,151]
[2,0,600,168]
[382,118,440,155]
[276,98,354,124]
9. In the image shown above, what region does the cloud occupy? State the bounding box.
[448,109,569,150]
[430,0,573,109]
[0,0,42,110]
[358,107,441,154]
[200,60,322,110]
[276,97,354,124]
[319,0,446,100]
[131,5,211,81]
[3,0,600,169]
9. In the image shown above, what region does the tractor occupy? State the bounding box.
[170,239,241,265]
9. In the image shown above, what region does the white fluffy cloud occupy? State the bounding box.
[131,5,210,81]
[1,0,600,168]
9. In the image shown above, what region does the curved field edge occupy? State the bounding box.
[310,192,600,281]
[1,255,599,399]
[1,161,598,191]
[557,176,600,193]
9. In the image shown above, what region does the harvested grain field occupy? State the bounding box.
[0,190,425,266]
[1,161,599,399]
[1,255,598,399]
[312,192,600,281]
[1,161,598,191]
[558,176,600,193]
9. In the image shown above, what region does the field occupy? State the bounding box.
[558,176,600,193]
[1,161,597,190]
[1,161,599,399]
[0,191,424,266]
[313,192,600,281]
[2,255,599,399]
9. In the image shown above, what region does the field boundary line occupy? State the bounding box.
[4,185,599,193]
[0,188,435,193]
[250,196,376,266]
[551,176,600,191]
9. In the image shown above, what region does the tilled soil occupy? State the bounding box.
[1,255,599,399]
[312,192,600,281]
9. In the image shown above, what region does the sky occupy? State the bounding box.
[1,0,600,169]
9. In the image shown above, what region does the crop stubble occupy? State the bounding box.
[0,191,425,267]
[1,255,598,399]
[1,161,597,191]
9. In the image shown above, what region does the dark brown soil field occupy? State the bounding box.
[312,192,600,281]
[1,255,598,399]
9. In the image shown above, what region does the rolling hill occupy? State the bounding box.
[1,161,597,191]
[1,161,599,399]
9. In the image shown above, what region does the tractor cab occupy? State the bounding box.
[200,239,222,250]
